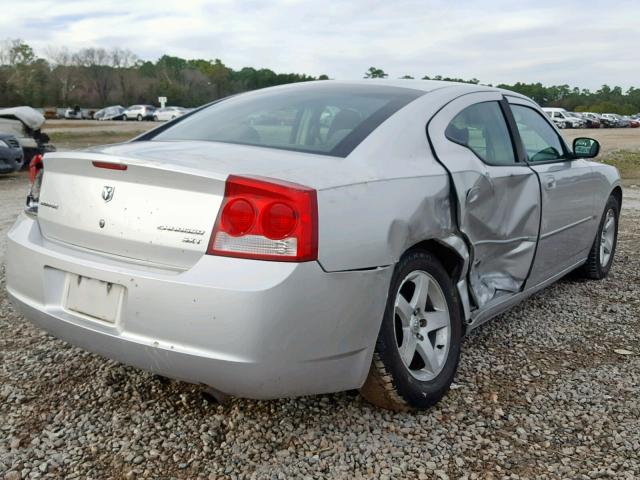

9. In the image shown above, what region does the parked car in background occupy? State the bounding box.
[615,114,629,127]
[542,109,566,129]
[581,112,602,128]
[569,112,599,128]
[595,113,617,128]
[94,106,126,121]
[0,133,24,174]
[542,108,585,128]
[124,105,156,121]
[153,106,188,122]
[0,107,55,167]
[64,106,85,120]
[7,80,622,411]
[601,113,624,128]
[623,116,639,128]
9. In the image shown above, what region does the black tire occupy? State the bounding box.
[136,114,143,122]
[581,195,619,279]
[153,115,159,122]
[360,250,463,411]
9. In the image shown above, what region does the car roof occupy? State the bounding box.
[269,79,497,93]
[231,79,533,106]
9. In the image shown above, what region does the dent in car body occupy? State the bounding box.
[428,91,541,308]
[4,80,625,398]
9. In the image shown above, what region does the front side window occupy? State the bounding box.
[150,85,423,157]
[445,101,516,166]
[511,105,566,162]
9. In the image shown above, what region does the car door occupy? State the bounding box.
[428,92,541,309]
[506,97,597,287]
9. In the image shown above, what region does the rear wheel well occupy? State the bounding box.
[611,186,622,209]
[406,240,464,282]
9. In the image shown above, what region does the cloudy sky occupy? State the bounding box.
[2,0,638,90]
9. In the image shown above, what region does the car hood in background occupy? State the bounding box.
[0,106,45,130]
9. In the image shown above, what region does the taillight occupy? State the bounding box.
[26,154,44,214]
[208,175,318,262]
[28,154,43,183]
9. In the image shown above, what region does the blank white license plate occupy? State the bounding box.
[66,274,124,323]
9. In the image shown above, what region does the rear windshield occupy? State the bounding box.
[149,84,423,157]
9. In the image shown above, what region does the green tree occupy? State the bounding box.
[364,67,388,79]
[8,39,35,66]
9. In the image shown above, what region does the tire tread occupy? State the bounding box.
[359,249,462,411]
[581,195,619,280]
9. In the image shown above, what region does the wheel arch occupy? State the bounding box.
[403,236,473,328]
[406,238,465,281]
[611,185,622,209]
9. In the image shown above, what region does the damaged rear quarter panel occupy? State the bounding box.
[315,87,473,273]
[317,174,455,272]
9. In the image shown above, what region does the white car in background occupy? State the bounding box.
[542,107,584,129]
[153,107,188,122]
[123,105,156,121]
[64,106,85,120]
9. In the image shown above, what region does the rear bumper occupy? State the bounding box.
[6,214,392,399]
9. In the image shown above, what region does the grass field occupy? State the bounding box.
[46,130,148,150]
[601,150,640,186]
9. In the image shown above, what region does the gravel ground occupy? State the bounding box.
[1,172,639,480]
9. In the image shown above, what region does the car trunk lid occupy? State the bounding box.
[37,154,225,269]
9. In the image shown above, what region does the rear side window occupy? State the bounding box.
[150,84,423,157]
[445,102,516,166]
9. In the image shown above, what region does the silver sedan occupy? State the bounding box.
[6,80,621,410]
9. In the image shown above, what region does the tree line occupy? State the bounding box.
[0,39,638,115]
[0,39,326,109]
[365,67,640,115]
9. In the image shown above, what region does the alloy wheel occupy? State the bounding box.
[393,270,451,381]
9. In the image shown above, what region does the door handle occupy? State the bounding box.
[544,175,556,190]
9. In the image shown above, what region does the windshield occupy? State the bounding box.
[150,83,423,157]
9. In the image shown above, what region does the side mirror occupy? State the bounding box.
[572,137,600,158]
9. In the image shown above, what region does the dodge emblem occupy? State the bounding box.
[102,186,115,202]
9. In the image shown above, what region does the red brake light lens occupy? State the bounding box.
[92,161,128,170]
[262,202,297,239]
[208,175,318,262]
[221,199,256,236]
[28,154,43,184]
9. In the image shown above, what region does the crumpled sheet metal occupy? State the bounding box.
[0,106,45,130]
[426,91,543,310]
[459,169,540,307]
[459,169,541,306]
[469,239,537,306]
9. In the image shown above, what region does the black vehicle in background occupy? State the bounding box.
[0,107,55,169]
[0,134,25,174]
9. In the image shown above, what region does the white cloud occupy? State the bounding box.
[1,0,638,89]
